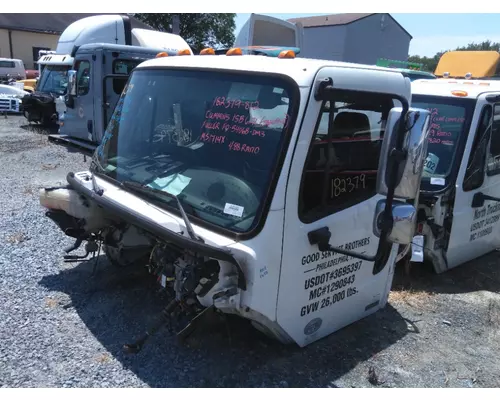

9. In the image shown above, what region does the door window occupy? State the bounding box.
[111,59,143,94]
[299,89,394,223]
[75,60,91,96]
[463,105,492,191]
[487,104,500,176]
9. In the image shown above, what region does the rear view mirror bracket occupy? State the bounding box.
[314,77,333,101]
[472,192,500,208]
[308,227,378,262]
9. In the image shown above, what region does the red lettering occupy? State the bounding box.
[200,132,226,144]
[231,125,250,135]
[232,114,246,124]
[424,107,463,147]
[203,120,220,130]
[252,129,265,137]
[228,141,260,155]
[205,111,231,122]
[212,97,260,110]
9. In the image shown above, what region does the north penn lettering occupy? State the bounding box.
[469,204,500,242]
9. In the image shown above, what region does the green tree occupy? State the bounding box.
[134,13,236,53]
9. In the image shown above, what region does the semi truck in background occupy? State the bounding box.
[21,14,192,127]
[54,42,190,152]
[48,13,299,153]
[234,13,304,50]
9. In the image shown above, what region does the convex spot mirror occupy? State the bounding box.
[373,199,417,245]
[377,107,431,200]
[65,70,77,108]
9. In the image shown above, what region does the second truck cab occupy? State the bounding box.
[411,56,500,272]
[412,51,500,273]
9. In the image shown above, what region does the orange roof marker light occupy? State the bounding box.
[177,49,191,56]
[451,90,468,97]
[278,50,296,59]
[226,47,243,56]
[200,48,215,55]
[156,52,169,58]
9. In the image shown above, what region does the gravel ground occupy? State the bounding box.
[1,114,500,388]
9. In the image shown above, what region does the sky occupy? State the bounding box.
[234,13,500,57]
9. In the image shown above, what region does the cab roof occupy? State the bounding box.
[135,54,409,88]
[77,42,177,56]
[412,78,500,99]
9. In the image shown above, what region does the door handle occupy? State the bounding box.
[472,192,500,208]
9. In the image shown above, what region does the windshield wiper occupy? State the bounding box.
[121,180,204,243]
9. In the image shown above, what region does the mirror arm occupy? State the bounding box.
[472,192,500,208]
[308,227,376,262]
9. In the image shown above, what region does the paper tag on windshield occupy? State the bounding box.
[224,203,244,218]
[424,153,439,175]
[430,177,445,186]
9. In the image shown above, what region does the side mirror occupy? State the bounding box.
[373,199,417,245]
[377,107,431,200]
[65,70,77,109]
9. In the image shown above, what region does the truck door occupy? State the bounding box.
[446,98,500,269]
[277,69,401,347]
[65,57,94,142]
[103,58,143,133]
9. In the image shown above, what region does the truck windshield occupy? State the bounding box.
[95,68,297,234]
[38,65,69,95]
[412,94,476,192]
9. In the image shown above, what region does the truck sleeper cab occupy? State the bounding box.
[410,78,500,273]
[40,53,430,348]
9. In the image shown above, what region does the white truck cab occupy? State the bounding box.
[0,58,26,80]
[25,14,193,127]
[411,78,500,272]
[40,49,431,349]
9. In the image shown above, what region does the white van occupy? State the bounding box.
[0,58,26,80]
